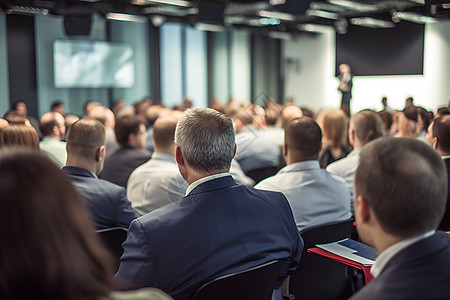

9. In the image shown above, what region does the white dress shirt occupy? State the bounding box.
[127,152,188,216]
[186,172,231,196]
[256,160,351,232]
[326,148,361,214]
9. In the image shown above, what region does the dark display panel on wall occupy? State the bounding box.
[53,40,135,88]
[336,22,425,76]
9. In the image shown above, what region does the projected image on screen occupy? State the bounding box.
[54,40,134,88]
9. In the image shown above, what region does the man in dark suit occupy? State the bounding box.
[350,137,450,300]
[63,118,138,229]
[100,114,151,188]
[116,108,303,300]
[427,113,450,231]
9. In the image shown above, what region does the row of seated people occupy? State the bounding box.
[1,105,449,299]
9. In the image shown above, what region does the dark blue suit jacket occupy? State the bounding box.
[100,145,151,188]
[350,232,450,300]
[63,166,138,229]
[116,175,303,300]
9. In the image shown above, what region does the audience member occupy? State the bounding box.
[0,149,170,300]
[234,109,282,173]
[317,108,352,168]
[111,98,125,116]
[256,117,351,231]
[416,106,431,142]
[11,100,41,137]
[116,108,302,300]
[87,105,120,158]
[377,110,393,136]
[3,111,30,126]
[280,104,303,127]
[350,138,450,299]
[101,114,151,187]
[65,113,80,130]
[143,104,170,153]
[63,119,137,229]
[395,106,419,138]
[127,114,187,216]
[0,118,8,129]
[51,100,65,116]
[39,112,67,168]
[426,114,450,231]
[327,109,384,213]
[0,125,40,149]
[0,148,113,299]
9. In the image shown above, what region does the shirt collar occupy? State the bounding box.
[185,172,231,196]
[151,152,177,163]
[370,230,435,278]
[278,160,319,174]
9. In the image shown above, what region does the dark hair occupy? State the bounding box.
[355,138,447,238]
[39,112,61,136]
[3,111,28,125]
[0,149,113,299]
[114,115,143,146]
[66,118,106,159]
[377,110,393,133]
[417,106,431,131]
[51,100,64,110]
[285,117,322,158]
[432,115,450,154]
[351,109,384,145]
[0,125,40,150]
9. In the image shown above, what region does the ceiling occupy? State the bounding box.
[1,0,450,35]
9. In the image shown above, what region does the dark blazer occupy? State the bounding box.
[116,175,303,300]
[350,232,450,300]
[63,166,138,229]
[438,158,450,231]
[100,145,151,188]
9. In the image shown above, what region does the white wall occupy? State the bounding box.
[283,21,450,114]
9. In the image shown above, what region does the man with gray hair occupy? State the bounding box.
[117,108,302,300]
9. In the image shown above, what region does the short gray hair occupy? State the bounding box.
[175,108,235,173]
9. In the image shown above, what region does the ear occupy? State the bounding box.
[433,137,439,150]
[95,146,105,162]
[283,141,288,157]
[232,144,237,159]
[355,195,371,224]
[175,146,185,166]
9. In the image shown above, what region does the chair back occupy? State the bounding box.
[96,227,128,272]
[192,260,280,300]
[246,166,280,183]
[286,218,355,300]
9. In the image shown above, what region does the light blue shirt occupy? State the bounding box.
[256,160,351,232]
[39,136,67,168]
[326,148,361,214]
[127,152,188,216]
[235,127,281,173]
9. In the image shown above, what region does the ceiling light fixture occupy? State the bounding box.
[106,13,147,22]
[146,0,192,8]
[306,9,339,20]
[298,23,334,33]
[328,0,378,12]
[258,10,295,21]
[195,23,224,32]
[394,12,438,24]
[7,5,48,15]
[350,17,395,28]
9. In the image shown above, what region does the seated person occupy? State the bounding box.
[0,124,40,150]
[256,117,351,232]
[101,114,151,188]
[116,108,303,300]
[127,114,187,216]
[63,119,138,229]
[350,138,450,299]
[39,112,67,168]
[0,148,171,300]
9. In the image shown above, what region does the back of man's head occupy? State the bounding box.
[115,115,143,147]
[66,118,105,161]
[432,114,450,154]
[175,108,235,173]
[153,113,180,153]
[285,117,322,161]
[351,109,384,146]
[355,138,447,238]
[39,112,65,139]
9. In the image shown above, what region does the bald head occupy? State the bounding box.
[87,105,115,129]
[39,112,66,140]
[281,105,303,127]
[350,110,384,147]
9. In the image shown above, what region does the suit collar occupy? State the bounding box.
[187,175,237,196]
[379,232,449,276]
[62,166,97,179]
